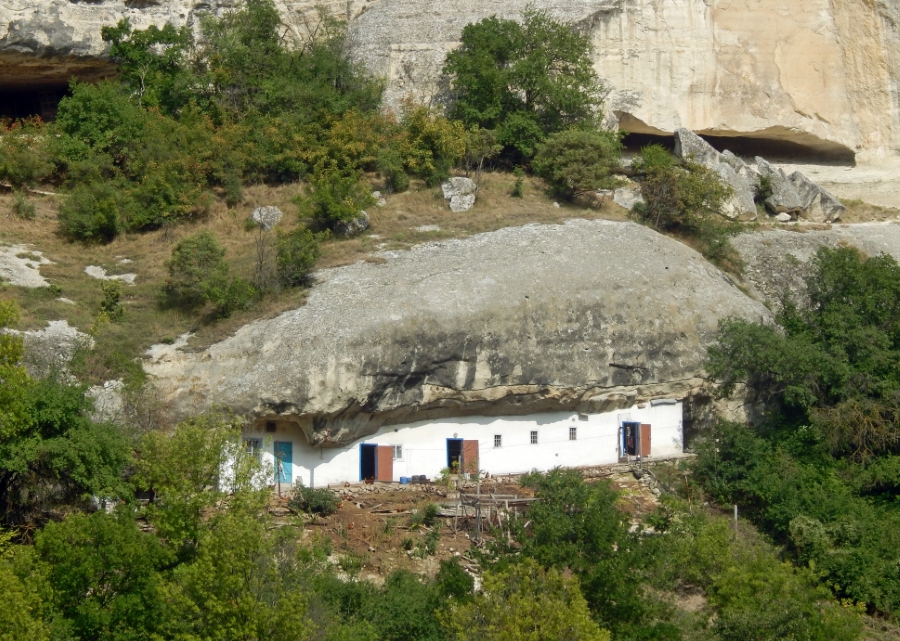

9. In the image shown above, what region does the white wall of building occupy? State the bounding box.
[244,401,683,488]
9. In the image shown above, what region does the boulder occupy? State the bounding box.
[788,172,845,222]
[755,157,804,215]
[612,186,645,211]
[250,206,284,231]
[673,129,758,219]
[441,177,478,212]
[372,191,387,207]
[146,219,772,443]
[334,211,370,237]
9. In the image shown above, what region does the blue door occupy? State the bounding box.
[274,441,292,484]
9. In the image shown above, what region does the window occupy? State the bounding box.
[245,438,262,460]
[569,427,577,441]
[494,434,502,448]
[530,430,538,445]
[393,445,403,460]
[265,421,277,433]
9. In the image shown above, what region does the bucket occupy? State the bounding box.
[400,476,409,484]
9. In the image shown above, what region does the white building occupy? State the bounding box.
[243,399,683,488]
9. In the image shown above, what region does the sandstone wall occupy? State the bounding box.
[346,0,900,161]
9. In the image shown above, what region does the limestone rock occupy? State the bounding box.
[250,206,283,231]
[0,244,52,288]
[612,186,645,211]
[441,177,477,212]
[788,172,845,223]
[673,129,757,219]
[372,191,387,207]
[774,213,793,223]
[146,220,772,444]
[734,223,900,308]
[7,320,94,377]
[755,157,804,215]
[334,211,370,237]
[84,265,136,285]
[345,0,900,161]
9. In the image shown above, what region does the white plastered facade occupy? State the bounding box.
[244,400,683,488]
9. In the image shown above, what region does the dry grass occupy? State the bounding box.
[0,173,625,383]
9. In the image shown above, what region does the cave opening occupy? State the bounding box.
[621,131,856,166]
[0,85,69,122]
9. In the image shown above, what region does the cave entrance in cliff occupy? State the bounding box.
[620,132,856,165]
[0,86,69,121]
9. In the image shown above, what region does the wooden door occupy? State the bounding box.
[639,424,651,457]
[462,440,479,475]
[376,445,393,482]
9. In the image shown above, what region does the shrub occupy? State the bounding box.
[162,230,252,317]
[410,502,439,529]
[376,146,410,194]
[295,170,375,232]
[11,192,35,220]
[511,167,525,198]
[58,181,128,242]
[0,118,54,189]
[288,483,339,516]
[444,9,604,160]
[399,105,468,186]
[275,228,321,287]
[99,280,125,322]
[532,129,623,200]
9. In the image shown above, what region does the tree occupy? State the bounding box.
[532,129,622,200]
[444,9,604,160]
[442,559,611,641]
[294,169,375,233]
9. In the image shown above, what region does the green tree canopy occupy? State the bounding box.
[443,9,604,160]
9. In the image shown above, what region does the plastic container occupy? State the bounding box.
[400,476,409,484]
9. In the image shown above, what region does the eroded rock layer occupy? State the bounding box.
[345,0,900,161]
[146,220,771,445]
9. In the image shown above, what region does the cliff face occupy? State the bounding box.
[0,0,361,89]
[4,0,898,158]
[345,0,900,161]
[145,220,771,445]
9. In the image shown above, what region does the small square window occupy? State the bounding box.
[265,421,277,433]
[530,430,538,445]
[245,438,262,459]
[494,435,502,448]
[393,445,403,460]
[569,427,577,441]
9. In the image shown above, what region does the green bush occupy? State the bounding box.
[376,146,410,194]
[288,483,339,516]
[531,129,622,200]
[276,227,321,287]
[0,118,54,189]
[295,170,375,233]
[162,230,253,317]
[11,192,35,220]
[58,180,128,242]
[99,280,125,322]
[444,8,604,160]
[511,167,525,198]
[410,502,439,529]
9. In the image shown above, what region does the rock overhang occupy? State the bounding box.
[146,219,773,445]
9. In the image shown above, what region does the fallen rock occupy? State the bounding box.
[673,129,757,219]
[0,244,52,288]
[755,157,804,215]
[372,191,387,207]
[774,213,793,223]
[788,172,845,222]
[334,211,370,237]
[147,220,772,443]
[84,265,136,285]
[441,177,477,212]
[250,206,283,231]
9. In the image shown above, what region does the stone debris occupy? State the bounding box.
[672,129,845,222]
[334,210,370,236]
[84,265,136,285]
[441,177,477,212]
[0,244,52,288]
[250,206,284,231]
[788,171,845,222]
[755,157,804,215]
[372,191,387,207]
[674,129,757,219]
